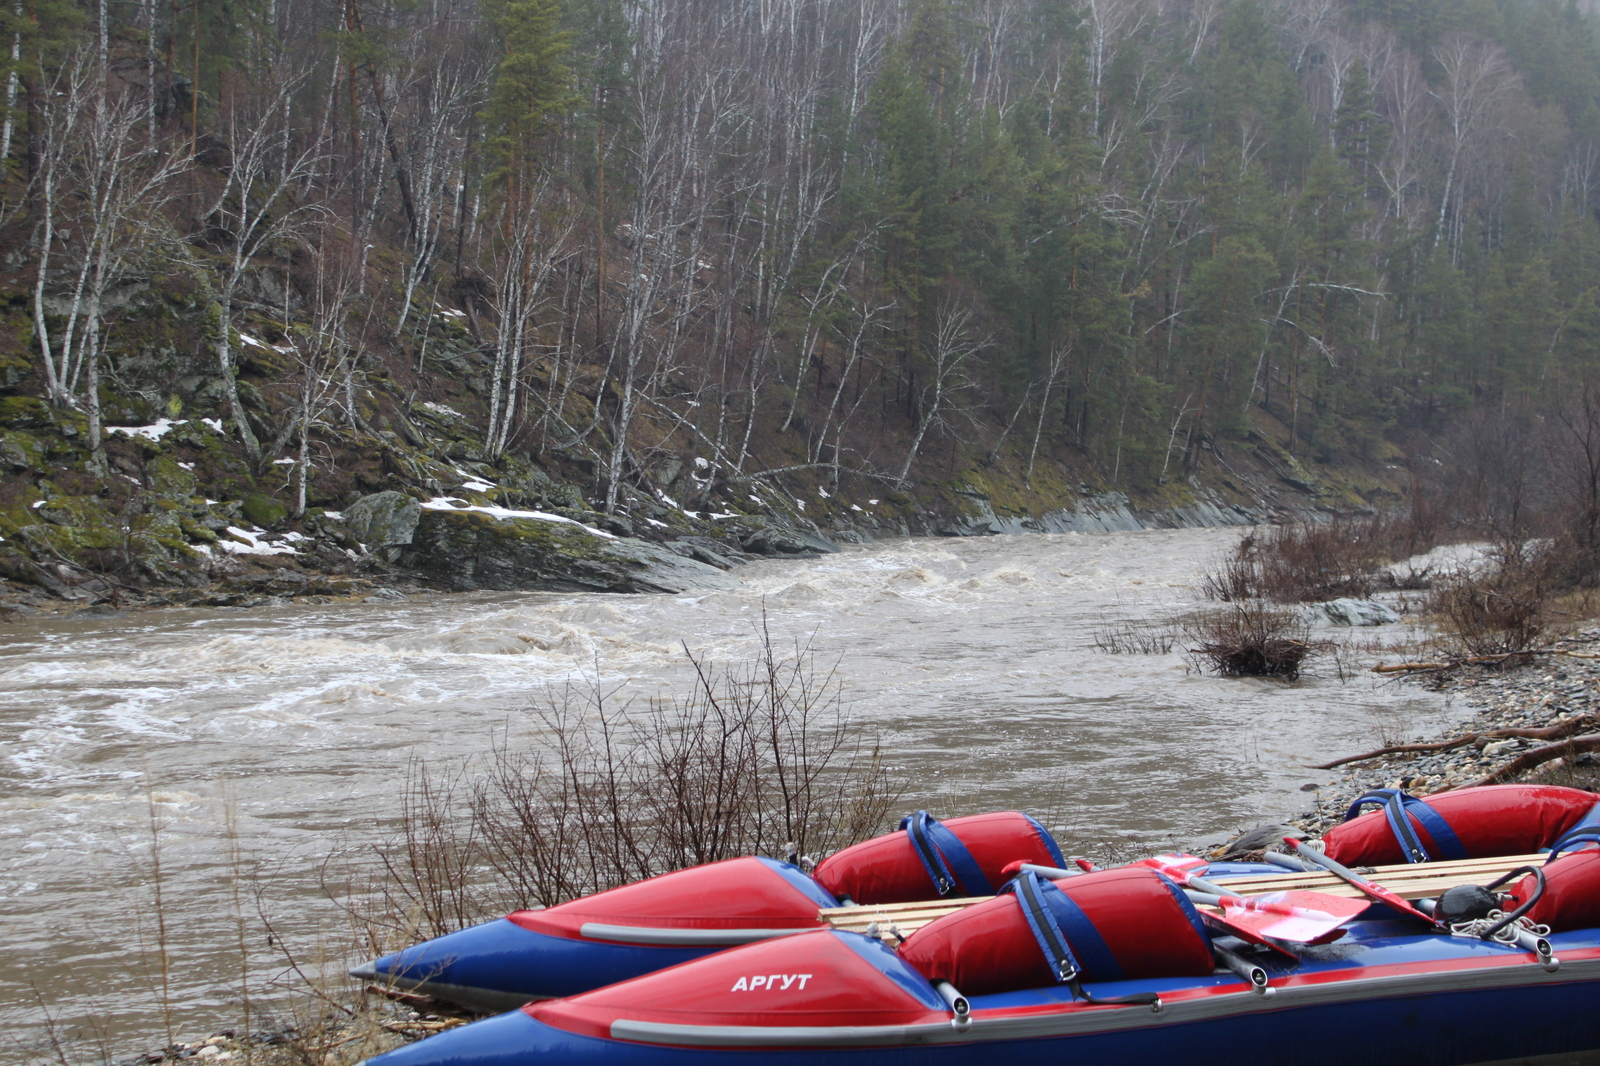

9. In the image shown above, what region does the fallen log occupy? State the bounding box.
[1433,732,1600,791]
[1310,735,1479,768]
[1309,714,1596,770]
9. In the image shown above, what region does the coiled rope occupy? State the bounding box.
[1449,911,1551,944]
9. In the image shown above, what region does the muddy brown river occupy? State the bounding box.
[1,527,1462,1057]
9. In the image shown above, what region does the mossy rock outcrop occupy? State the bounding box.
[344,491,422,552]
[1,430,48,473]
[241,493,288,527]
[402,507,737,594]
[146,456,200,498]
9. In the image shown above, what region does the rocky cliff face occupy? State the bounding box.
[0,260,1389,615]
[0,375,1310,615]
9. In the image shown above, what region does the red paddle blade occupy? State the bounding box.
[1284,838,1438,926]
[1195,909,1302,957]
[1214,890,1366,944]
[1354,882,1429,922]
[1136,853,1209,881]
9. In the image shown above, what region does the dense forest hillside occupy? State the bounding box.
[2,0,1599,598]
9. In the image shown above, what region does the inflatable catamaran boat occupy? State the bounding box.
[355,785,1600,1066]
[351,810,1072,1008]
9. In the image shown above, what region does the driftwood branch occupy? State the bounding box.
[1309,714,1597,770]
[1433,732,1600,791]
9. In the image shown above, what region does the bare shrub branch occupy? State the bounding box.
[370,629,901,935]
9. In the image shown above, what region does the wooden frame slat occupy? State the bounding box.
[818,853,1549,941]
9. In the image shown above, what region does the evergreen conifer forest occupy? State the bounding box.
[4,0,1600,568]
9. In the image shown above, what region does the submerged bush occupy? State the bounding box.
[1186,601,1326,679]
[1203,513,1433,605]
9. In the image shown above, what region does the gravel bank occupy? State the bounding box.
[1292,628,1600,838]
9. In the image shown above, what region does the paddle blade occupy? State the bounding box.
[1136,853,1210,882]
[1284,838,1439,927]
[1216,890,1367,945]
[1195,910,1301,957]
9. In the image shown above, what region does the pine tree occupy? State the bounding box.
[484,0,575,182]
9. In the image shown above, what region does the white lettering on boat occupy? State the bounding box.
[730,973,813,991]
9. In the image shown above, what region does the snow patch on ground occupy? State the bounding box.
[420,498,617,539]
[452,467,496,493]
[106,419,179,441]
[193,527,304,557]
[107,417,228,441]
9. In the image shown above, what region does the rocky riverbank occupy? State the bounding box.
[98,1011,420,1066]
[1291,632,1600,835]
[1,387,1288,620]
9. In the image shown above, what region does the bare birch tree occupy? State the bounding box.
[203,72,326,462]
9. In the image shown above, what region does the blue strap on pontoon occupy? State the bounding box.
[1345,789,1467,864]
[1025,814,1069,867]
[1006,872,1156,1007]
[902,811,956,896]
[1041,881,1125,981]
[1576,801,1600,832]
[1545,830,1600,864]
[1008,871,1082,982]
[922,819,993,897]
[899,811,991,897]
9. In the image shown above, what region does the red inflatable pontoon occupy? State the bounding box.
[814,810,1062,904]
[1322,784,1600,866]
[899,867,1215,995]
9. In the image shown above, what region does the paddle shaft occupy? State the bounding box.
[1285,839,1440,926]
[1185,890,1335,919]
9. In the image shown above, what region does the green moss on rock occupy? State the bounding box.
[1,430,47,473]
[0,396,54,430]
[147,456,200,498]
[241,492,287,527]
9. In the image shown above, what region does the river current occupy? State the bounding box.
[1,527,1462,1056]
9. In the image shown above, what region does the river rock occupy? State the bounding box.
[1213,823,1307,859]
[740,525,840,556]
[402,507,740,593]
[344,491,423,551]
[669,537,740,569]
[1311,598,1401,626]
